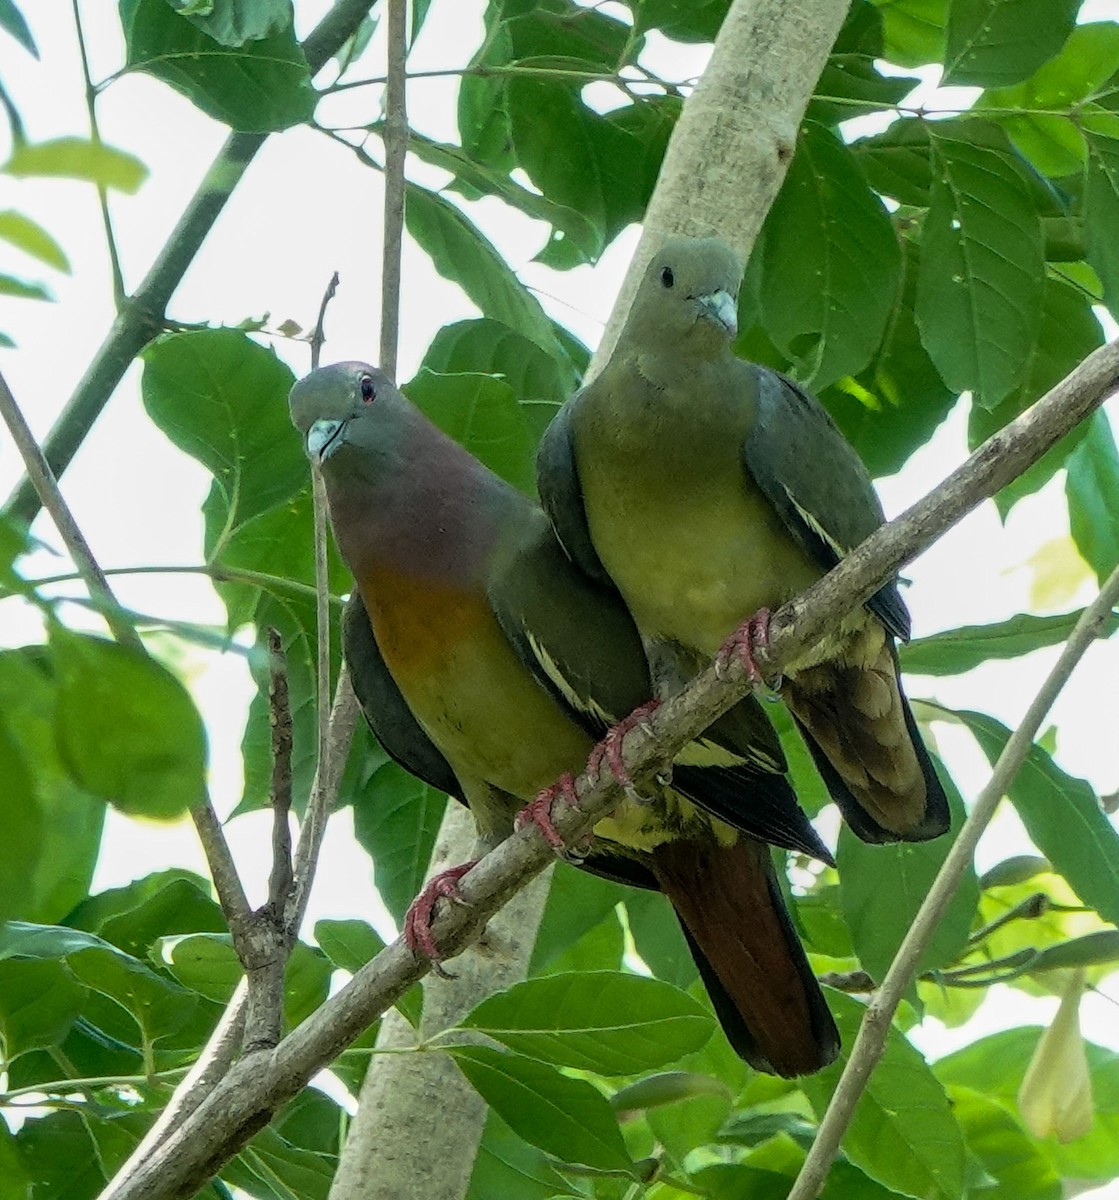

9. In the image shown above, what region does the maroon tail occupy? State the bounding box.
[651,837,839,1077]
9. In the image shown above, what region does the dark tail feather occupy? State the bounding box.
[651,838,839,1077]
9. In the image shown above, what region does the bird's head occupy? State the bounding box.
[289,361,396,467]
[628,236,743,351]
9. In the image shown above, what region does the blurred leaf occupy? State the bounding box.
[901,607,1118,675]
[449,1045,635,1174]
[120,0,314,132]
[839,773,977,982]
[968,276,1104,516]
[403,369,536,494]
[405,183,561,358]
[165,0,293,46]
[955,709,1119,927]
[0,1121,31,1200]
[462,971,714,1073]
[530,862,625,973]
[916,121,1044,408]
[801,990,966,1200]
[1031,930,1119,973]
[0,0,35,56]
[944,0,1077,87]
[690,1164,798,1200]
[948,1085,1061,1198]
[140,329,304,564]
[0,717,40,926]
[0,958,84,1062]
[760,121,901,390]
[624,890,697,990]
[0,272,50,300]
[224,1124,334,1200]
[51,627,206,819]
[979,24,1119,177]
[314,916,425,1025]
[0,210,68,270]
[4,137,147,191]
[15,1112,105,1199]
[0,651,102,924]
[1066,411,1119,584]
[1085,126,1119,319]
[351,761,448,926]
[540,910,624,977]
[466,1111,575,1200]
[632,0,729,41]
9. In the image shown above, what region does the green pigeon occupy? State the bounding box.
[537,236,949,845]
[290,361,840,1076]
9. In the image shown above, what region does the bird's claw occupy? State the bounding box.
[515,772,583,855]
[716,608,773,688]
[403,861,478,976]
[588,699,662,804]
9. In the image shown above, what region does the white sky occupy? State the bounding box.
[1,0,1118,1189]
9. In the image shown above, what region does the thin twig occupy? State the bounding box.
[379,0,408,378]
[310,272,340,370]
[786,560,1119,1200]
[267,627,294,909]
[89,336,1119,1200]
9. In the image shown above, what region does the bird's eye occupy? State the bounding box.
[360,375,376,403]
[660,266,675,289]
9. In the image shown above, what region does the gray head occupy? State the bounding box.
[623,236,744,351]
[288,361,403,468]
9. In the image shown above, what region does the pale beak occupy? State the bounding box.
[307,418,347,463]
[696,289,738,336]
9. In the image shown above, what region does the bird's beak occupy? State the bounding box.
[695,289,738,336]
[306,418,347,464]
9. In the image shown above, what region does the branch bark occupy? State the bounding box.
[2,0,379,525]
[91,327,1119,1200]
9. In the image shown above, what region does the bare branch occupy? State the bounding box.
[310,271,341,370]
[92,336,1119,1200]
[379,0,408,378]
[786,557,1119,1200]
[267,628,295,910]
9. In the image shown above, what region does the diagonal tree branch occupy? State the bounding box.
[3,0,379,526]
[93,333,1119,1200]
[786,557,1119,1200]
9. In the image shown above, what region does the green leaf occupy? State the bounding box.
[901,607,1118,675]
[140,329,305,561]
[403,369,537,494]
[948,1087,1061,1199]
[624,890,697,990]
[876,0,949,66]
[916,121,1044,408]
[16,1112,105,1199]
[3,137,147,192]
[937,1028,1119,1181]
[448,1045,635,1175]
[821,238,956,477]
[760,121,901,390]
[466,1111,576,1200]
[979,24,1119,177]
[633,0,729,42]
[0,958,84,1062]
[405,183,561,359]
[462,971,714,1074]
[225,1124,334,1200]
[530,862,625,974]
[0,717,41,926]
[944,0,1078,87]
[51,628,207,819]
[690,1165,796,1200]
[955,709,1119,927]
[120,0,314,132]
[967,276,1104,516]
[1065,411,1119,584]
[839,772,977,982]
[1085,128,1119,320]
[351,761,448,926]
[0,0,36,57]
[801,990,967,1200]
[0,1121,31,1200]
[164,0,294,46]
[68,945,197,1047]
[853,119,934,207]
[0,210,69,271]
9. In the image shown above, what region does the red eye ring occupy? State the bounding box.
[360,375,375,403]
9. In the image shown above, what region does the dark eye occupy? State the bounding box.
[360,375,375,403]
[660,266,674,289]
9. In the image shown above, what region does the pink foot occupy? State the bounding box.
[404,861,476,969]
[515,772,581,854]
[716,608,772,685]
[587,699,662,797]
